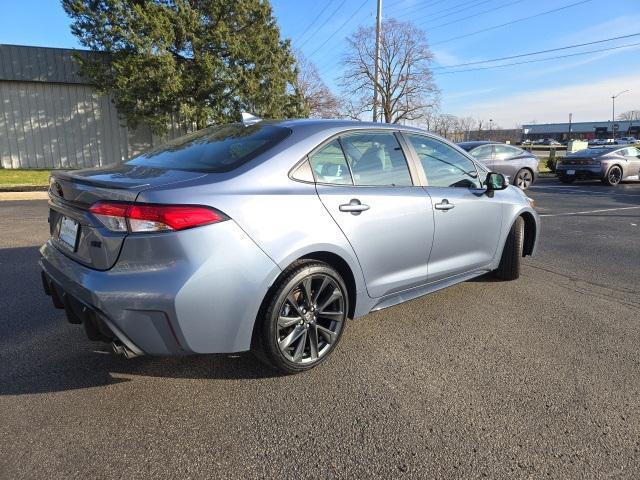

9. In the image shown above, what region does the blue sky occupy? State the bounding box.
[2,0,639,127]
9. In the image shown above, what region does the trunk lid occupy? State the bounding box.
[48,164,207,270]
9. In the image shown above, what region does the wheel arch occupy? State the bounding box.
[602,163,624,185]
[297,252,357,320]
[606,163,624,175]
[250,251,359,350]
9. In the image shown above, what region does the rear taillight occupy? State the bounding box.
[89,202,227,233]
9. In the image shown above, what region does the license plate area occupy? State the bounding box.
[566,169,575,175]
[58,216,80,251]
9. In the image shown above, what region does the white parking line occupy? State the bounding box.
[530,186,640,197]
[540,206,640,217]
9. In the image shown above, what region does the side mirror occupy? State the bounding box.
[485,172,508,191]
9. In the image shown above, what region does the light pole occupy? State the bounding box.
[489,119,493,140]
[568,113,572,141]
[372,0,382,122]
[611,90,629,139]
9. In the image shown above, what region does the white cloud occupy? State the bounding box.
[525,43,640,78]
[445,87,498,101]
[431,48,463,66]
[556,14,640,45]
[452,74,640,127]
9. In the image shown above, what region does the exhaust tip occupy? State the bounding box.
[111,341,139,359]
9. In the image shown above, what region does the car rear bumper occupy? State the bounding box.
[40,220,282,355]
[556,165,604,180]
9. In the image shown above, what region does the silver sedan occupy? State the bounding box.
[458,141,539,190]
[40,119,540,373]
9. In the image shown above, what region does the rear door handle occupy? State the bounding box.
[434,199,455,211]
[339,199,370,215]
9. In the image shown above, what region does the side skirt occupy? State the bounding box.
[370,268,491,313]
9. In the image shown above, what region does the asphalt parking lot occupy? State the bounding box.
[1,177,639,479]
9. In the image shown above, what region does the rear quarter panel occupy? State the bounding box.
[136,166,370,316]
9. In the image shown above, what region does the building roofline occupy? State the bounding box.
[0,44,100,85]
[0,43,94,53]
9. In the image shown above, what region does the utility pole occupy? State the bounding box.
[568,113,572,141]
[611,89,629,139]
[373,0,382,122]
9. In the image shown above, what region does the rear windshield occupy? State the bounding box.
[457,143,483,152]
[569,148,615,157]
[125,123,291,172]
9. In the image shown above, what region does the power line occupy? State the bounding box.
[431,0,594,46]
[298,0,348,48]
[392,0,455,18]
[433,32,640,69]
[308,0,370,57]
[408,0,493,24]
[427,0,528,31]
[295,0,336,44]
[385,0,410,8]
[433,41,640,75]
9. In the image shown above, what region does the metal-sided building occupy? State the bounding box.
[522,121,640,142]
[0,44,184,170]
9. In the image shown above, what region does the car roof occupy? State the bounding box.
[275,118,428,135]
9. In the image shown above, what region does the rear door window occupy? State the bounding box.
[494,145,522,160]
[339,132,413,186]
[626,146,639,156]
[308,139,353,185]
[126,123,291,172]
[470,145,494,161]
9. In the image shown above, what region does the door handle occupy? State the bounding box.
[339,199,370,215]
[434,199,455,211]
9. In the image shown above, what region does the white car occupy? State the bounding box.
[615,137,638,145]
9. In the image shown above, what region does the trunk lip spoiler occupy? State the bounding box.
[53,171,151,190]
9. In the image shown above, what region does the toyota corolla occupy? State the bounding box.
[40,118,539,373]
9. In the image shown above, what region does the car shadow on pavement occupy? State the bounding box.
[0,246,281,396]
[468,272,501,283]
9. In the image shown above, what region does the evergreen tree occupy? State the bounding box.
[63,0,307,134]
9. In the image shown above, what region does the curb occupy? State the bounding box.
[0,185,49,193]
[0,191,49,201]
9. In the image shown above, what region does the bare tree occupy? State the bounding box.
[340,18,439,123]
[618,110,640,121]
[433,113,458,139]
[340,98,367,121]
[455,116,476,142]
[294,52,342,118]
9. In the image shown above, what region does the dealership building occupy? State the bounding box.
[522,120,640,142]
[0,44,186,170]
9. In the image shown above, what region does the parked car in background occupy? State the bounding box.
[532,138,561,146]
[614,136,638,145]
[556,145,640,186]
[458,141,539,189]
[40,118,539,373]
[589,138,615,146]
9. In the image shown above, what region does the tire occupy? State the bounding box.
[494,216,524,281]
[558,175,575,184]
[602,165,622,186]
[254,261,348,374]
[514,168,534,189]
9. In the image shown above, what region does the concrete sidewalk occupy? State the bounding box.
[0,191,49,201]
